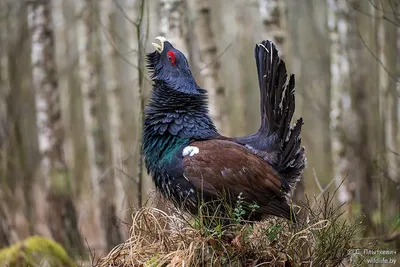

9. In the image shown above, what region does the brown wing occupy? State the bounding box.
[183,139,291,219]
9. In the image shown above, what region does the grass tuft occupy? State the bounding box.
[95,193,374,267]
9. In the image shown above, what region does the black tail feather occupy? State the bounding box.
[235,40,305,190]
[250,41,305,189]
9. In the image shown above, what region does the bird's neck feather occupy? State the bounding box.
[143,82,218,170]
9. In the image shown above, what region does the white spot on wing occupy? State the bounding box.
[182,146,200,157]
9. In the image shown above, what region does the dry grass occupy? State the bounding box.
[95,193,366,267]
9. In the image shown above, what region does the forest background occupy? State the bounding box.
[0,0,399,259]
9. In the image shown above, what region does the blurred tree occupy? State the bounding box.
[0,0,9,185]
[328,0,354,216]
[52,0,86,205]
[123,0,146,207]
[76,0,111,253]
[76,0,105,202]
[258,0,287,58]
[286,0,332,198]
[380,0,399,186]
[233,0,258,136]
[27,0,84,255]
[328,0,380,233]
[189,0,230,135]
[160,0,189,56]
[6,1,39,240]
[106,0,129,225]
[378,0,400,233]
[353,0,380,234]
[100,0,125,223]
[98,0,124,250]
[0,0,11,248]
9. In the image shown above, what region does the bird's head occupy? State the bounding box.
[147,36,200,94]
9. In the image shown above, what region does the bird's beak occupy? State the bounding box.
[152,36,167,53]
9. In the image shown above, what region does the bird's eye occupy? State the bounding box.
[167,51,176,66]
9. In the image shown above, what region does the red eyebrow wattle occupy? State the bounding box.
[167,51,176,66]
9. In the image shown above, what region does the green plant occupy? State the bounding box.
[233,193,246,224]
[265,224,282,242]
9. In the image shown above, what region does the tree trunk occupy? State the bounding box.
[258,0,287,58]
[117,0,145,210]
[378,0,400,234]
[99,0,124,250]
[328,0,353,215]
[189,0,230,135]
[353,0,380,234]
[329,0,379,233]
[0,0,11,247]
[286,0,332,200]
[52,0,74,192]
[76,0,104,200]
[76,0,117,253]
[135,0,147,207]
[59,0,90,202]
[380,0,399,185]
[27,0,84,255]
[159,0,189,56]
[0,0,9,182]
[3,1,36,241]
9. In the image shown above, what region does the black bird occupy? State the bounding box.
[143,37,305,222]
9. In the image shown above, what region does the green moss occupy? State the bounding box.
[0,235,75,267]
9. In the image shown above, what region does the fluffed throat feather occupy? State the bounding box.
[146,51,162,80]
[146,81,210,113]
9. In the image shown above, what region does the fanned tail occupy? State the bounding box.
[257,40,305,189]
[236,40,305,191]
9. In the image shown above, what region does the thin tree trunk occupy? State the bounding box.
[397,10,400,243]
[99,0,123,250]
[380,0,399,185]
[189,0,230,135]
[122,0,147,207]
[52,0,74,191]
[328,0,353,215]
[0,0,9,181]
[354,0,379,234]
[76,0,103,200]
[3,1,35,241]
[159,0,189,56]
[27,0,84,255]
[331,0,378,233]
[286,0,332,201]
[378,0,400,234]
[397,9,400,184]
[140,0,159,204]
[234,0,265,137]
[136,0,146,207]
[0,0,12,247]
[76,0,114,253]
[61,0,90,201]
[258,0,287,58]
